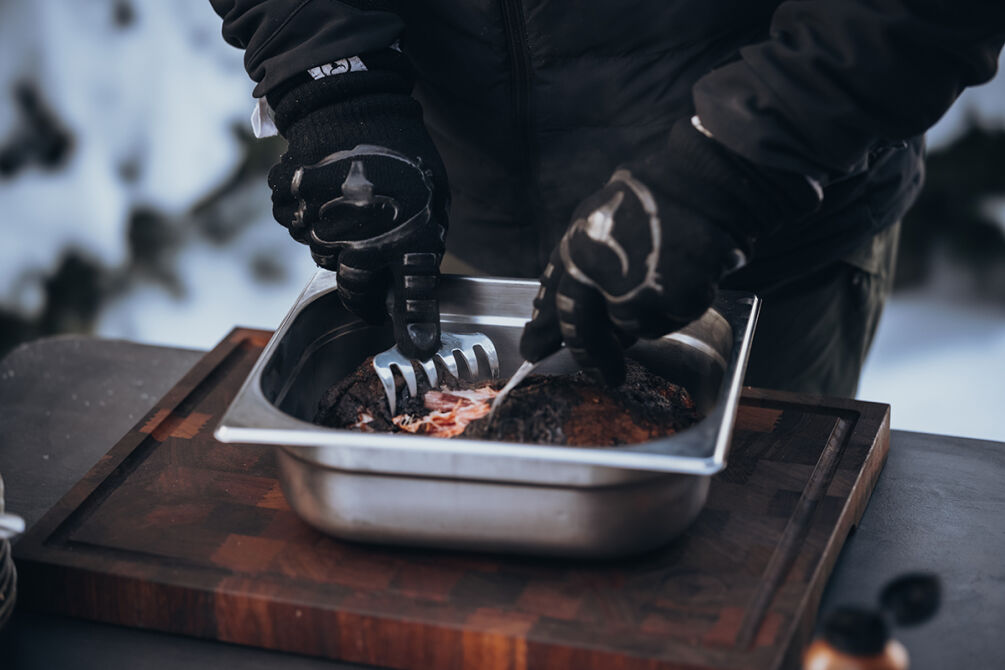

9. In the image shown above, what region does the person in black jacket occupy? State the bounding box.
[211,0,1005,396]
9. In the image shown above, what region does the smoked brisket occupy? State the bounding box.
[314,358,699,446]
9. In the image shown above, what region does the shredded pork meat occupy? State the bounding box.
[350,411,376,432]
[391,386,498,438]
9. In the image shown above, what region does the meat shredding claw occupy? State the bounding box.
[374,332,500,415]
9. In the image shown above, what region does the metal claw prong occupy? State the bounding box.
[456,347,479,378]
[372,331,500,416]
[418,357,438,389]
[435,351,459,379]
[373,352,398,416]
[475,341,500,378]
[393,361,418,399]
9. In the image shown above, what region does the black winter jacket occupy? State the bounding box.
[211,0,1005,285]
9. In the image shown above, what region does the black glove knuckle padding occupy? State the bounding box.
[522,161,735,383]
[336,269,389,324]
[266,72,451,337]
[293,149,445,326]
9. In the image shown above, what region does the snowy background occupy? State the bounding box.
[1,0,1003,440]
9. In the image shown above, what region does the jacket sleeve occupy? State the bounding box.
[692,0,1005,183]
[209,0,404,97]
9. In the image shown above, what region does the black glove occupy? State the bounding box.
[520,118,821,385]
[267,54,449,358]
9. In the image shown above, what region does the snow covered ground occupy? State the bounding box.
[859,287,1005,442]
[0,2,1003,441]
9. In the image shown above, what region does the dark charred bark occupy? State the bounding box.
[314,358,699,447]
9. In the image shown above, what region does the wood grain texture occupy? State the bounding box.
[14,329,891,670]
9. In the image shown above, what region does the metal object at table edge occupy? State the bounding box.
[215,271,760,557]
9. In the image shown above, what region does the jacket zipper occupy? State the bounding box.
[499,0,544,267]
[499,0,531,137]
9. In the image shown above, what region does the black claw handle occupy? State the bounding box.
[390,251,441,359]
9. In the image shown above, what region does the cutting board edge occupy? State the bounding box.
[773,403,892,670]
[12,329,895,670]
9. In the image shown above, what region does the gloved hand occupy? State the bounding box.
[267,55,449,358]
[520,118,821,385]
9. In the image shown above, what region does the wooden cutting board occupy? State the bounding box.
[14,328,890,670]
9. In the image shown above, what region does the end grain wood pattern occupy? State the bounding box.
[14,328,890,670]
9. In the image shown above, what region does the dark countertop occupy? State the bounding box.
[0,336,1002,669]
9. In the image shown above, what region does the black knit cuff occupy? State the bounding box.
[268,69,413,136]
[265,45,415,135]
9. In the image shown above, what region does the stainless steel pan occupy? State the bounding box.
[216,271,759,557]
